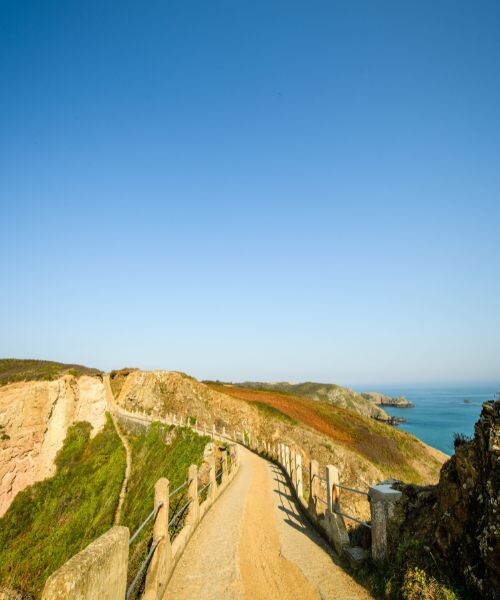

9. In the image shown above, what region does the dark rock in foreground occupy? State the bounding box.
[387,399,500,598]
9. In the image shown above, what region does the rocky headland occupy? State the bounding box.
[385,399,499,599]
[361,391,414,408]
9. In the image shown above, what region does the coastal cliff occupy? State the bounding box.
[384,399,499,599]
[0,375,107,516]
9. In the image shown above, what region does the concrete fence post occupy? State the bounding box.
[285,446,291,476]
[180,415,184,426]
[173,414,177,425]
[369,480,402,561]
[208,456,216,502]
[295,453,303,499]
[221,449,229,483]
[326,465,339,512]
[212,424,216,439]
[144,477,172,599]
[187,465,199,526]
[309,459,320,514]
[241,431,245,444]
[290,449,297,489]
[222,426,226,437]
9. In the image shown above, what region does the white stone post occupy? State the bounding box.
[144,478,172,599]
[295,453,303,499]
[309,459,320,513]
[208,456,216,501]
[221,450,228,483]
[284,446,290,476]
[326,465,339,512]
[290,449,297,488]
[187,465,199,525]
[369,480,402,561]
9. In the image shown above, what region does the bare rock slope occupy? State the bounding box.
[0,375,107,516]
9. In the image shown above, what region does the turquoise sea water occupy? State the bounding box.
[359,383,499,455]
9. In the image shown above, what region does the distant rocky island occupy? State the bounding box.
[361,391,414,408]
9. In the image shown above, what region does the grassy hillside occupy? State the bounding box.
[119,421,210,598]
[208,382,442,483]
[0,358,102,386]
[222,380,390,420]
[0,414,125,597]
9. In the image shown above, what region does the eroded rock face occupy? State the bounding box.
[388,400,500,599]
[0,376,107,516]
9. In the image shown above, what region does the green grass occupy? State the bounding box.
[0,414,125,597]
[121,423,210,598]
[249,400,298,425]
[364,540,463,599]
[0,358,102,386]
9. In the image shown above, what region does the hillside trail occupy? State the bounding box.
[165,445,373,600]
[103,374,132,525]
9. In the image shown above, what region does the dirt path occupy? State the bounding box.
[103,374,132,525]
[165,446,373,599]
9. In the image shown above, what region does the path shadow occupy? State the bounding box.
[267,465,339,562]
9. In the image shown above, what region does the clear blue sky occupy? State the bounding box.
[1,1,499,385]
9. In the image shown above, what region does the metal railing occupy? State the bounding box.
[168,498,192,529]
[126,536,163,599]
[333,507,371,529]
[169,479,190,498]
[127,475,190,598]
[335,482,369,497]
[129,503,163,546]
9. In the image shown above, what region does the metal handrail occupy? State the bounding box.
[129,502,163,546]
[169,479,190,498]
[333,508,371,529]
[334,483,369,497]
[168,498,192,529]
[198,480,212,495]
[126,536,163,599]
[315,496,328,505]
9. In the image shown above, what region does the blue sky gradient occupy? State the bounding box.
[1,1,499,384]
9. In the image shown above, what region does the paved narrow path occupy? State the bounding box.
[103,374,132,526]
[165,446,373,599]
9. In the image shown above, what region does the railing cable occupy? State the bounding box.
[168,498,192,529]
[129,503,163,546]
[333,508,371,529]
[335,483,369,497]
[126,536,163,599]
[169,479,190,498]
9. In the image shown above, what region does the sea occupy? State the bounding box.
[358,383,499,456]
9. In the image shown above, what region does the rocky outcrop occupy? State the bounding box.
[387,400,499,598]
[362,391,414,408]
[0,376,107,516]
